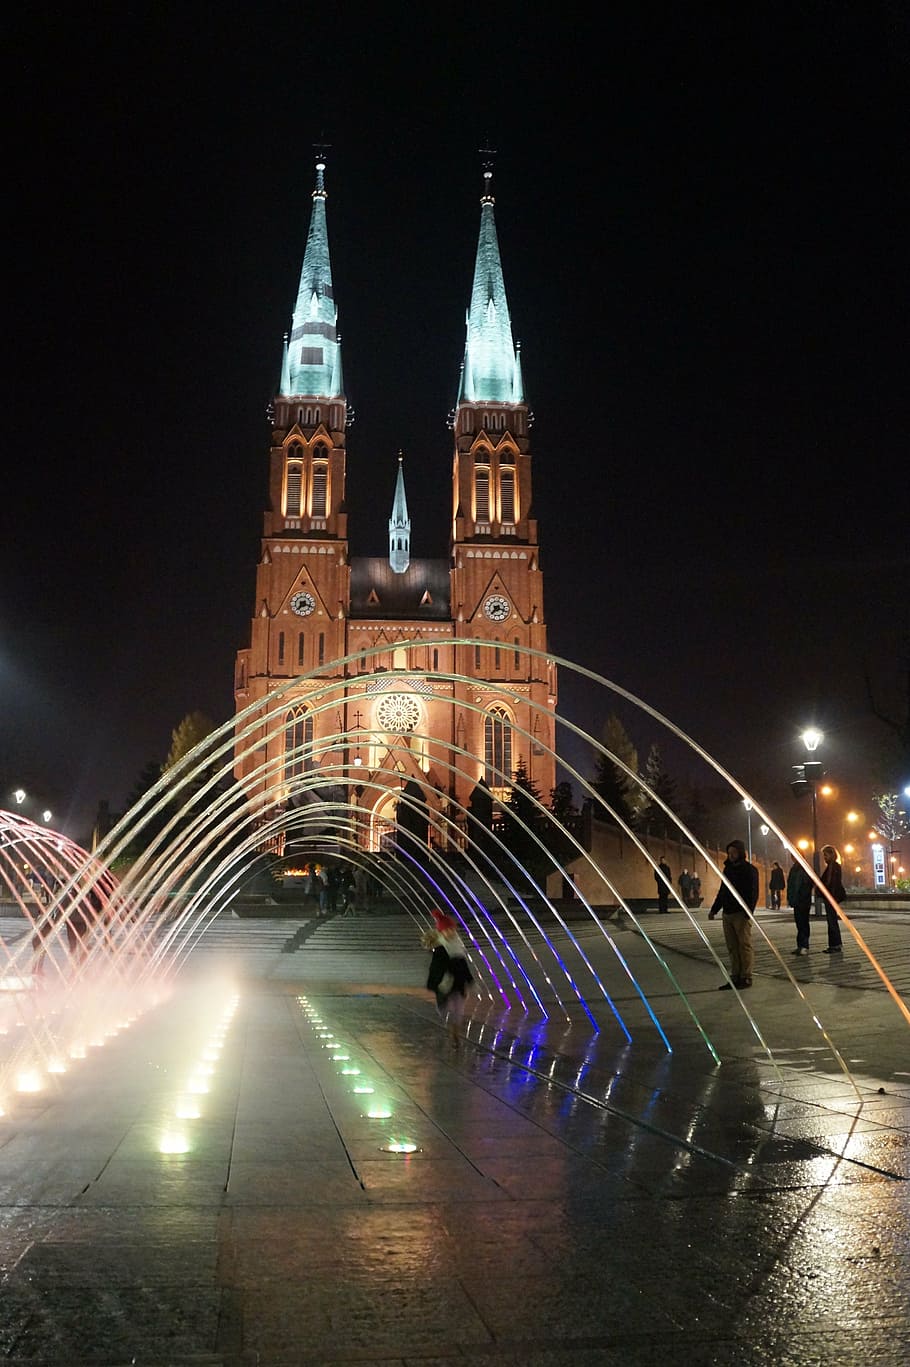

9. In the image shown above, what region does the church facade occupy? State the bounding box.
[234,158,556,853]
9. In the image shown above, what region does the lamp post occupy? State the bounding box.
[760,823,770,906]
[789,728,825,915]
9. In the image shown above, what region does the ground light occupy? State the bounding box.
[159,1132,191,1155]
[366,1107,392,1119]
[381,1140,419,1153]
[352,1085,374,1094]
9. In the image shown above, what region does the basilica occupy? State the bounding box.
[234,158,556,853]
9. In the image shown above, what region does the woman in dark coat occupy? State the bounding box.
[768,861,785,910]
[819,845,846,953]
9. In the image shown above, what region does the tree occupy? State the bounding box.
[163,711,218,771]
[864,640,910,785]
[549,781,577,825]
[640,743,679,840]
[501,759,548,888]
[872,792,910,885]
[591,713,642,827]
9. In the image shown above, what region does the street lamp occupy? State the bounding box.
[13,789,26,806]
[791,728,825,915]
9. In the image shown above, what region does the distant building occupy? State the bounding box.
[234,156,556,853]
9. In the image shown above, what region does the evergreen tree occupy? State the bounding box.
[501,759,548,887]
[163,711,218,771]
[591,713,642,827]
[641,743,679,839]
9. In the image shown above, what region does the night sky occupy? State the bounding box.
[4,4,908,844]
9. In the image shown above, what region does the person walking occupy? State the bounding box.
[655,858,672,913]
[786,853,813,955]
[769,861,785,910]
[819,845,846,953]
[423,909,474,1046]
[708,839,759,989]
[678,868,692,906]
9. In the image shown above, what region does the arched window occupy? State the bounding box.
[484,706,513,789]
[285,446,303,517]
[297,632,304,666]
[475,467,490,521]
[284,705,313,781]
[499,467,516,522]
[277,631,285,666]
[318,632,325,665]
[311,447,328,517]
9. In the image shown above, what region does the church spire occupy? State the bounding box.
[279,152,343,399]
[460,151,523,405]
[388,452,411,574]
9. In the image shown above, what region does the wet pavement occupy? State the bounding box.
[1,914,909,1365]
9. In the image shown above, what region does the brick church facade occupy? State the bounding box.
[234,157,556,854]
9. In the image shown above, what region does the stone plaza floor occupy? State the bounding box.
[0,907,908,1365]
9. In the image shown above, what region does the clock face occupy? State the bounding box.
[483,594,511,623]
[290,590,316,617]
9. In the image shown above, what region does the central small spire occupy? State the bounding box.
[388,452,411,574]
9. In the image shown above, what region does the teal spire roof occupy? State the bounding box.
[388,453,411,574]
[460,167,524,405]
[279,158,343,400]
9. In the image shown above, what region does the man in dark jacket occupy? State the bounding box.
[708,838,759,990]
[786,853,813,955]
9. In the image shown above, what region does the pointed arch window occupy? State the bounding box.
[297,632,305,666]
[285,446,304,517]
[284,705,314,782]
[311,447,328,517]
[475,467,490,522]
[499,467,516,523]
[484,705,513,789]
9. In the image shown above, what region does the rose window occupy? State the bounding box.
[375,693,421,734]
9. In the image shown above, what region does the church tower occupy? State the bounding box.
[235,154,556,851]
[234,156,350,818]
[449,159,556,806]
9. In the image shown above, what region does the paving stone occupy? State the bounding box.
[1,919,909,1363]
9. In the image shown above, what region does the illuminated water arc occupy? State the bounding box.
[108,698,657,1048]
[549,653,908,1069]
[72,638,909,1090]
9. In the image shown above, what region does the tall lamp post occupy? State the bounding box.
[791,728,825,915]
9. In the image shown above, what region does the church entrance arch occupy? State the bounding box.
[370,791,399,854]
